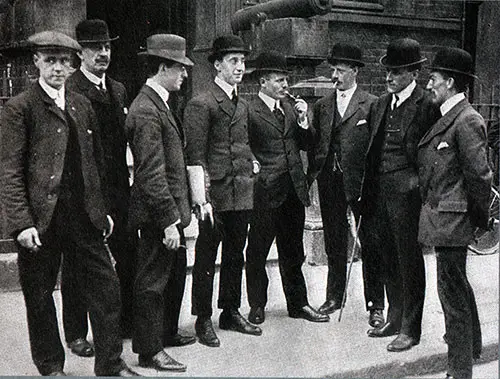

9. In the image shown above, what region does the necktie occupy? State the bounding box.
[273,101,285,127]
[231,89,238,105]
[98,81,106,94]
[55,91,64,110]
[337,91,347,117]
[391,94,399,111]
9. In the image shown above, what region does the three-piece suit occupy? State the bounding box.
[126,84,192,356]
[245,96,314,312]
[418,98,491,379]
[307,87,378,307]
[0,82,126,375]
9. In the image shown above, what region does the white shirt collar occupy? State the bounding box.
[39,78,65,110]
[146,78,170,109]
[440,92,466,116]
[80,66,106,89]
[214,76,237,100]
[337,83,357,102]
[393,80,416,106]
[258,91,280,112]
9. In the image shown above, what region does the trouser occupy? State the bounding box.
[61,210,136,342]
[132,226,187,356]
[191,210,250,317]
[436,246,482,379]
[17,206,125,376]
[245,192,308,312]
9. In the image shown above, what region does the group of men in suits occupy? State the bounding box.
[0,15,491,378]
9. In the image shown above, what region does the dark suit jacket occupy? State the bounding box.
[361,85,438,212]
[248,97,314,209]
[308,87,377,203]
[66,70,130,218]
[418,99,492,246]
[184,82,255,212]
[0,82,107,237]
[126,85,191,229]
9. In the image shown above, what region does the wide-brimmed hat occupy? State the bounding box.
[27,31,81,52]
[250,51,290,76]
[380,38,427,68]
[429,47,477,79]
[207,35,249,63]
[76,19,118,44]
[138,34,194,66]
[328,43,365,67]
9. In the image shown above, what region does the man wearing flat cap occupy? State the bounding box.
[126,33,195,372]
[62,19,135,358]
[306,43,382,326]
[419,47,491,379]
[245,51,327,325]
[184,34,262,347]
[0,30,138,376]
[360,38,438,351]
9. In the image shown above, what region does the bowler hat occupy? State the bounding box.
[208,35,249,63]
[429,47,477,79]
[250,51,290,76]
[328,43,365,67]
[27,31,81,52]
[380,38,427,68]
[138,34,194,67]
[76,19,119,44]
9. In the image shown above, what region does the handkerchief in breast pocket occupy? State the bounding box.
[356,119,367,126]
[437,141,449,150]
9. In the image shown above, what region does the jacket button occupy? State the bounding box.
[47,194,53,200]
[50,175,55,180]
[87,129,93,134]
[57,128,62,133]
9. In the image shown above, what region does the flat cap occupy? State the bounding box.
[27,31,81,51]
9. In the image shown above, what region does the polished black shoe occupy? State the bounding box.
[67,338,94,357]
[219,309,262,335]
[108,366,141,376]
[387,333,419,352]
[318,299,341,315]
[248,307,265,324]
[139,350,186,372]
[289,305,330,322]
[195,317,220,347]
[46,371,66,376]
[369,309,385,328]
[367,322,399,338]
[163,333,197,347]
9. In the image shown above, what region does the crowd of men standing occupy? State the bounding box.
[0,18,492,379]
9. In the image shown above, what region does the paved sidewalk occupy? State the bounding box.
[0,253,497,377]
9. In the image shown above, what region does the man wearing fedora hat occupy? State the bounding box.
[360,38,439,352]
[419,47,491,379]
[184,35,262,347]
[306,43,382,326]
[0,30,139,376]
[244,50,328,325]
[62,19,135,357]
[126,33,196,371]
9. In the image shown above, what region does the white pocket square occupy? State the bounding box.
[123,107,128,115]
[437,141,449,150]
[356,119,367,126]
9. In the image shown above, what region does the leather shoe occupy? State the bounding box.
[318,299,341,315]
[219,309,262,335]
[289,305,330,322]
[367,322,399,338]
[67,338,94,357]
[369,309,385,328]
[195,317,220,347]
[108,366,141,376]
[163,333,196,347]
[46,371,66,376]
[139,350,186,372]
[387,333,419,352]
[248,307,265,324]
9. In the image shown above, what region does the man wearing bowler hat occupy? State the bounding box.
[419,47,491,379]
[0,30,138,376]
[184,35,262,347]
[244,51,327,325]
[62,19,135,357]
[306,43,382,326]
[126,34,195,372]
[360,38,438,351]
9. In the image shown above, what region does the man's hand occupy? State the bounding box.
[17,227,42,252]
[293,98,308,123]
[103,215,114,240]
[163,224,181,250]
[194,202,214,226]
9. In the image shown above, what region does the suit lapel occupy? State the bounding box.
[254,97,284,133]
[370,93,391,141]
[398,85,423,139]
[211,83,236,118]
[73,70,110,104]
[35,83,67,123]
[342,87,364,123]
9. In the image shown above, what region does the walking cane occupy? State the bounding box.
[338,211,362,322]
